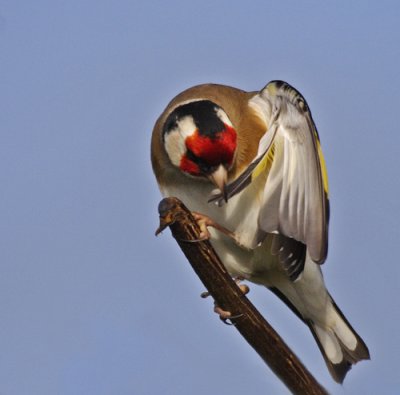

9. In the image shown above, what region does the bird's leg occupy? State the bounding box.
[192,212,250,322]
[201,276,250,324]
[192,212,236,241]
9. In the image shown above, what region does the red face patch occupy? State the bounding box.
[179,155,201,176]
[180,124,237,176]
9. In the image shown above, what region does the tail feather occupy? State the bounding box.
[269,286,370,383]
[308,298,370,383]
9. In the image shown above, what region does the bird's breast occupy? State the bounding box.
[160,174,271,277]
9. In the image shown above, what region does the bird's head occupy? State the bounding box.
[162,100,237,198]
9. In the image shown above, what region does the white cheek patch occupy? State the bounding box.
[176,115,197,138]
[164,130,186,167]
[216,108,233,127]
[164,115,196,167]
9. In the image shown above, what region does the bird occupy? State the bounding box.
[151,80,370,383]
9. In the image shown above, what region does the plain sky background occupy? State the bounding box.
[1,1,399,394]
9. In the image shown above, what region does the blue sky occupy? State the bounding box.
[1,1,399,394]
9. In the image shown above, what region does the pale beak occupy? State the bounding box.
[208,164,228,202]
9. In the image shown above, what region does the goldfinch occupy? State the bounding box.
[151,80,369,383]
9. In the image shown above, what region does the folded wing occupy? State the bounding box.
[210,81,329,265]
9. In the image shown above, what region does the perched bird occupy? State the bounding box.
[151,80,370,383]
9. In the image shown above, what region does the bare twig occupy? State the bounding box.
[156,197,328,395]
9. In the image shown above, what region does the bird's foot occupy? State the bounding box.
[192,212,236,241]
[233,275,250,295]
[201,276,250,299]
[201,276,249,325]
[214,305,245,325]
[214,305,236,322]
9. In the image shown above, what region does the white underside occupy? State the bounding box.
[161,177,358,361]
